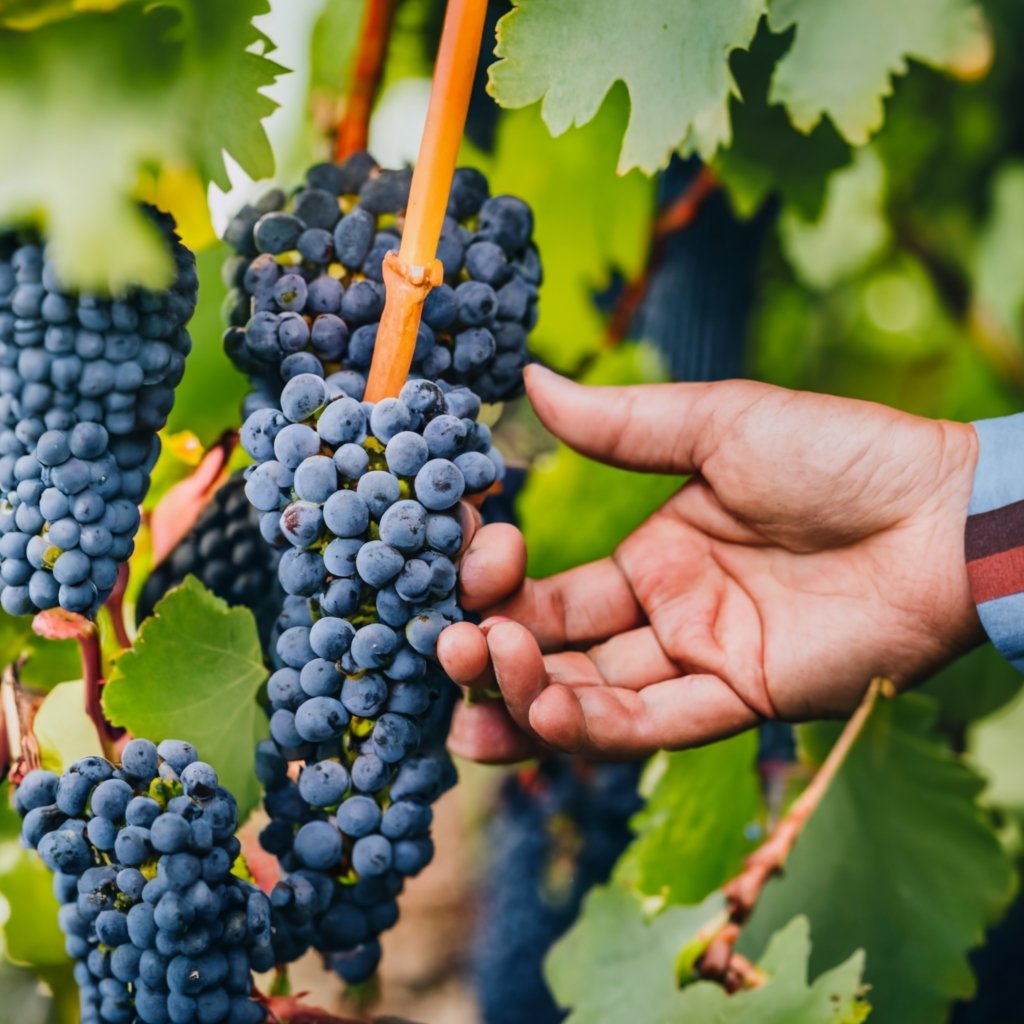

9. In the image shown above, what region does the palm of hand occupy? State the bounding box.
[441,371,982,761]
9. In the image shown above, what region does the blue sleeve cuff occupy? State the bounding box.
[965,413,1024,671]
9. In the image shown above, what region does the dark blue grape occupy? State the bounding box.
[341,674,389,718]
[293,821,342,870]
[414,459,465,511]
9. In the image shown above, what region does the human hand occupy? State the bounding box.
[439,366,983,762]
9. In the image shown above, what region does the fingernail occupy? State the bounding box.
[524,363,556,383]
[457,501,480,542]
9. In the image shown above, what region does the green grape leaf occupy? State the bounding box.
[615,732,762,906]
[671,918,870,1023]
[0,1,284,291]
[972,162,1024,343]
[475,94,652,371]
[0,611,80,691]
[739,695,1015,1024]
[729,918,870,1024]
[488,0,766,174]
[969,680,1024,813]
[102,576,268,820]
[545,885,724,1022]
[779,147,890,289]
[923,644,1021,731]
[0,0,133,31]
[714,22,852,220]
[0,783,66,967]
[767,0,984,145]
[518,346,681,578]
[546,886,870,1023]
[33,680,104,772]
[310,0,364,92]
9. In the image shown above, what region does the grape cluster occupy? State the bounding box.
[473,760,643,1024]
[15,739,270,1024]
[137,474,283,646]
[222,151,539,415]
[0,211,197,616]
[240,372,495,979]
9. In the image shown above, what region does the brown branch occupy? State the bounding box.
[696,677,887,988]
[334,0,396,162]
[607,165,719,345]
[2,661,45,784]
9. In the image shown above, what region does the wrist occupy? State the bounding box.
[928,420,986,656]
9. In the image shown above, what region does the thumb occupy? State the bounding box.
[524,364,767,474]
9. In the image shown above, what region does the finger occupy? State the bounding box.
[456,501,483,558]
[524,363,772,475]
[540,627,680,691]
[447,699,540,764]
[458,523,527,612]
[492,559,644,652]
[486,620,549,738]
[436,621,496,691]
[528,675,761,758]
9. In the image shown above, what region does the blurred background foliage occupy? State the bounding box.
[2,0,1024,1020]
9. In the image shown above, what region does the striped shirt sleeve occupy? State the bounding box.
[966,414,1024,670]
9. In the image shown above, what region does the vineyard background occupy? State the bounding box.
[3,0,1024,1022]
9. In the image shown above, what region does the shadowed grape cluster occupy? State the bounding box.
[0,211,197,616]
[137,474,283,646]
[222,152,539,415]
[16,739,270,1024]
[472,759,643,1024]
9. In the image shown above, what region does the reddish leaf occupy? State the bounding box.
[149,432,237,566]
[32,608,94,642]
[261,994,367,1024]
[239,817,282,894]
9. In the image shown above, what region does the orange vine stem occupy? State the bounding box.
[333,0,395,162]
[364,0,488,402]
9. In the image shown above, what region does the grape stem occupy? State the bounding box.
[334,0,395,162]
[364,0,488,401]
[80,626,119,760]
[694,676,888,991]
[106,563,132,649]
[607,165,718,346]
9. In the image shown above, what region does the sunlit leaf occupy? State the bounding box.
[489,0,765,174]
[740,695,1015,1024]
[768,0,985,144]
[102,576,268,820]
